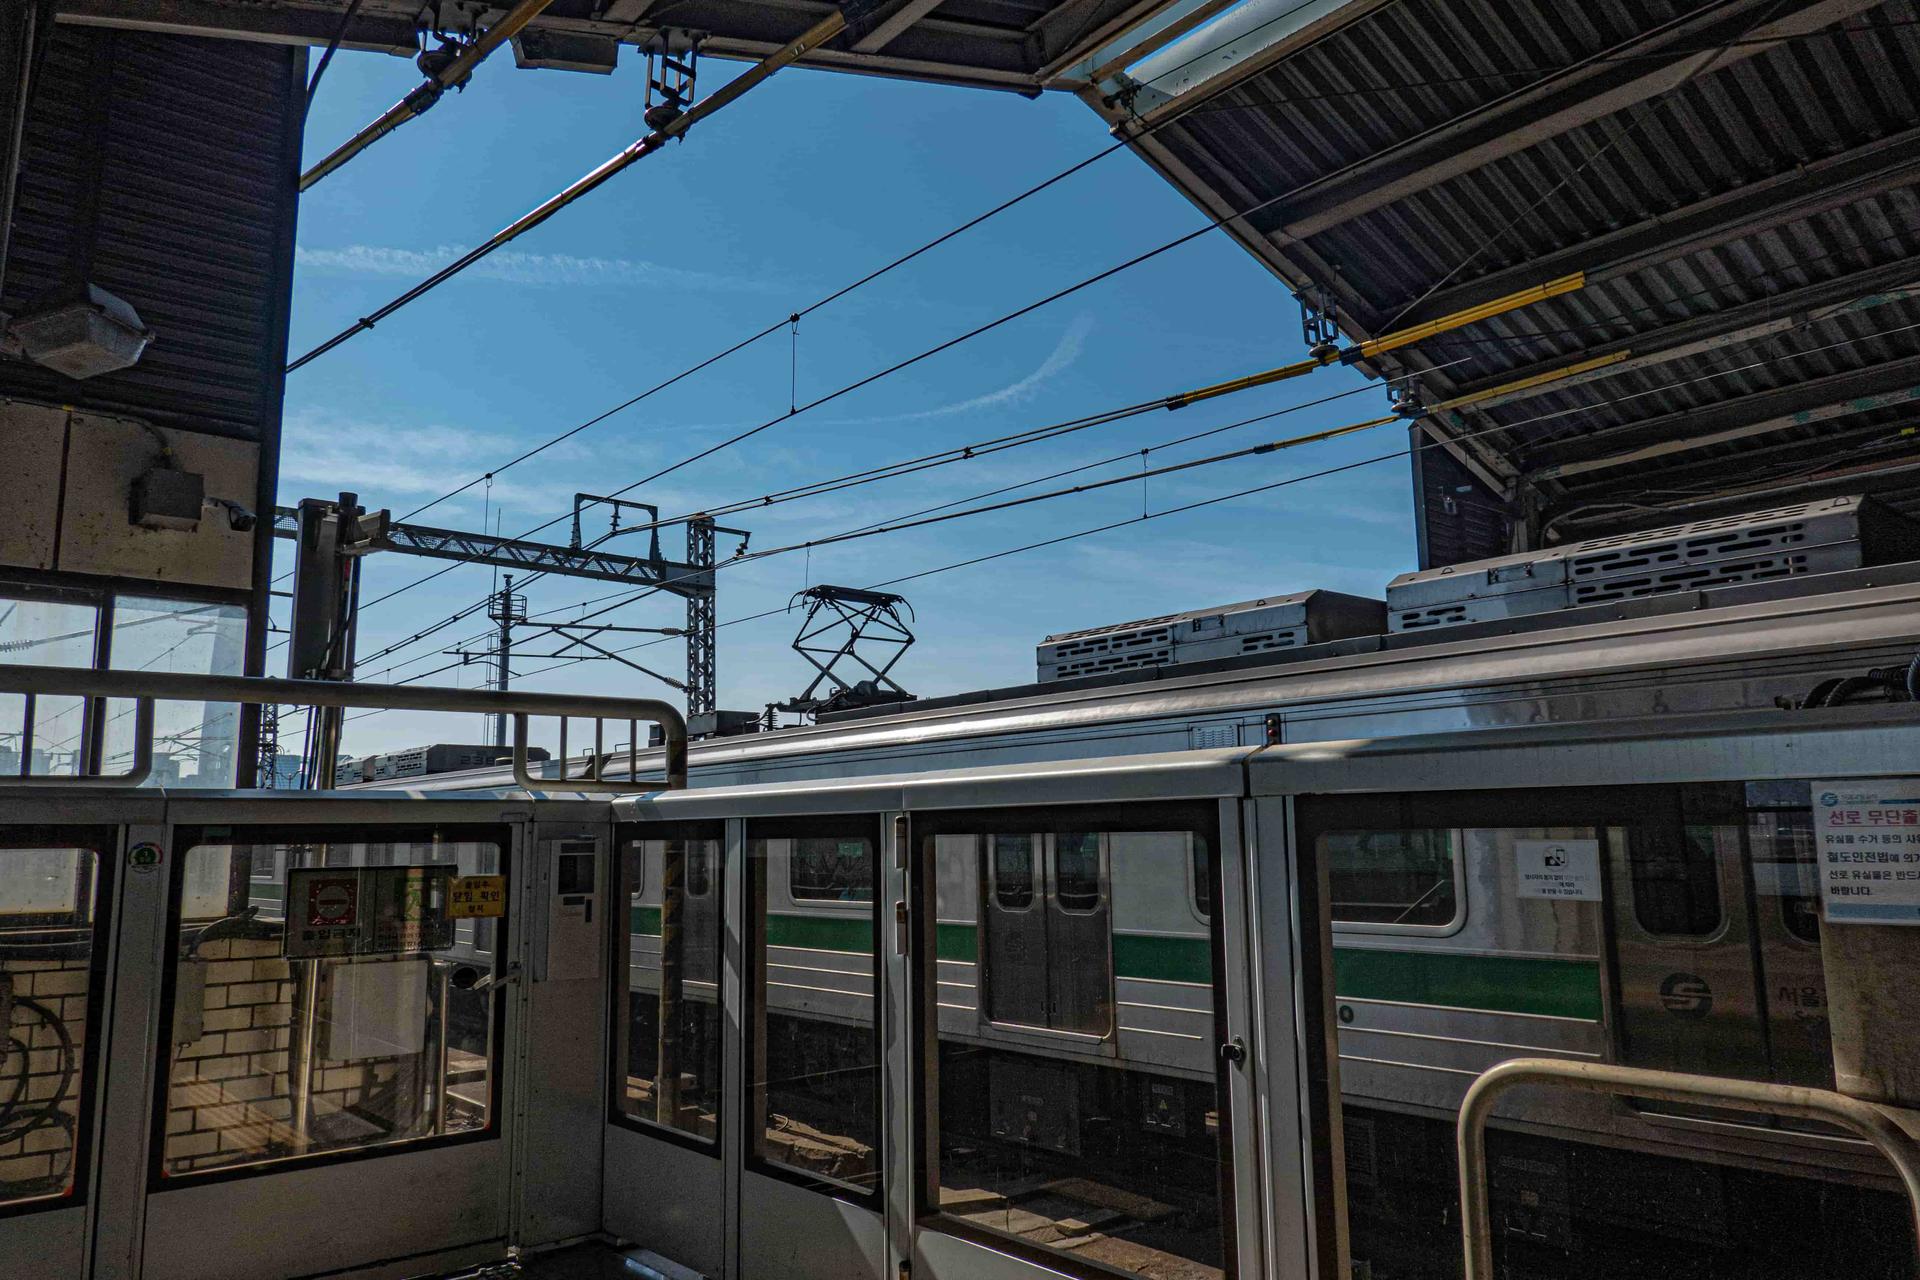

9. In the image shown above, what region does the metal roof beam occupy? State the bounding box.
[55,0,419,53]
[1523,353,1920,481]
[1394,122,1920,331]
[1268,0,1884,245]
[1438,259,1920,414]
[851,0,945,52]
[1548,453,1920,538]
[55,0,1050,89]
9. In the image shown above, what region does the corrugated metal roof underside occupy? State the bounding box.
[1,26,299,440]
[1130,0,1920,551]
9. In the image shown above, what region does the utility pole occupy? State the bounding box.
[485,575,527,748]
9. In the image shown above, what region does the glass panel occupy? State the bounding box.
[615,836,722,1142]
[101,598,249,787]
[0,596,100,779]
[788,836,874,903]
[749,830,878,1194]
[992,836,1035,910]
[930,819,1227,1279]
[163,831,503,1177]
[0,843,101,1207]
[1191,840,1211,922]
[1752,809,1820,944]
[1054,833,1101,913]
[1629,824,1723,937]
[1324,829,1458,926]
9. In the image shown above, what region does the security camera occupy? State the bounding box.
[204,497,257,533]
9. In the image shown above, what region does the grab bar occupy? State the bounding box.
[1457,1058,1920,1279]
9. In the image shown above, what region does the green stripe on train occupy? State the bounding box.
[933,923,1212,984]
[1332,948,1601,1020]
[629,913,1595,1018]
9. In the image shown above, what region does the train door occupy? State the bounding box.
[981,833,1114,1035]
[1607,790,1770,1082]
[605,821,730,1277]
[1046,833,1113,1037]
[1607,783,1837,1093]
[983,835,1048,1028]
[1744,783,1833,1089]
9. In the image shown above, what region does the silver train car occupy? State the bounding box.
[393,551,1920,1277]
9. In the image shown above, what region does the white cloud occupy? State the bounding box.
[295,243,772,293]
[822,313,1094,425]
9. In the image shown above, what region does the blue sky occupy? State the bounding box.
[280,48,1423,755]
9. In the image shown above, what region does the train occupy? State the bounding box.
[380,496,1920,1277]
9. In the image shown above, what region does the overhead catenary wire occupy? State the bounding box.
[414,311,1913,699]
[290,9,855,371]
[328,264,1571,671]
[508,330,1920,695]
[321,316,1911,739]
[308,3,1893,684]
[298,2,1902,519]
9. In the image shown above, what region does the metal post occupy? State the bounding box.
[657,840,684,1128]
[493,576,515,749]
[1457,1059,1920,1280]
[686,519,716,719]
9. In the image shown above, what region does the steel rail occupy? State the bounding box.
[1457,1058,1920,1280]
[0,664,687,792]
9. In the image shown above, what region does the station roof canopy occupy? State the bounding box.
[1089,0,1920,564]
[52,0,1920,565]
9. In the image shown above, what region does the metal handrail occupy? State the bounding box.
[0,663,688,792]
[1457,1059,1920,1279]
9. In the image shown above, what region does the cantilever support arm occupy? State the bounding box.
[301,0,562,191]
[1457,1058,1920,1280]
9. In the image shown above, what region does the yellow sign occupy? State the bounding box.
[449,875,507,919]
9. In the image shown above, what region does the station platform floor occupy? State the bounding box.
[434,1243,699,1280]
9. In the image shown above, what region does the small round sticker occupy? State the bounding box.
[128,841,163,874]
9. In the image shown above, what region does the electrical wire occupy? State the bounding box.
[291,0,1421,530]
[325,313,1920,738]
[305,3,1907,684]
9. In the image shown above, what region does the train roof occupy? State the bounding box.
[372,559,1920,794]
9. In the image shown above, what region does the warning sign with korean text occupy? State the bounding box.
[1813,780,1920,924]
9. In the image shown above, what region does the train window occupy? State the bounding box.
[0,838,105,1210]
[1053,833,1102,913]
[991,836,1035,910]
[1628,825,1722,937]
[788,836,873,903]
[1750,809,1820,945]
[925,811,1227,1277]
[1323,829,1459,929]
[615,834,722,1144]
[161,828,505,1179]
[748,827,880,1198]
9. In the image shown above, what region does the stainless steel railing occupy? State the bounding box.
[0,663,688,792]
[1457,1058,1920,1279]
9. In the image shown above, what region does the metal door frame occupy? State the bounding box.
[0,786,586,1280]
[1250,702,1920,1274]
[615,746,1285,1280]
